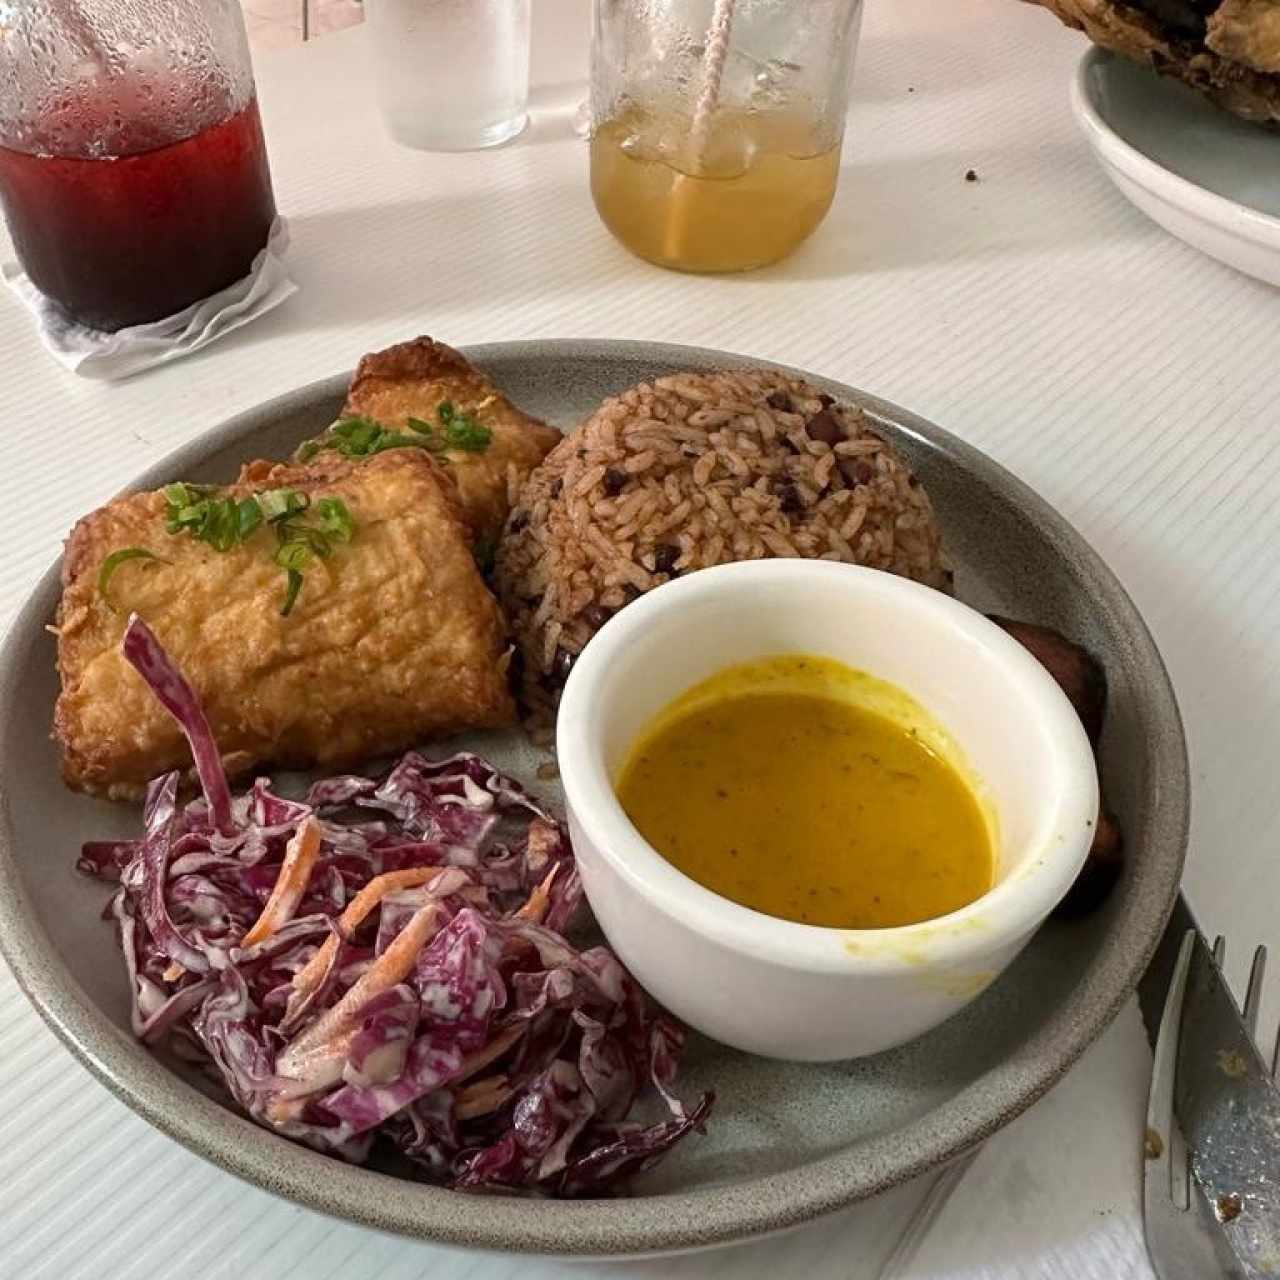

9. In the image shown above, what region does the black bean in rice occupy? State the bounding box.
[494,370,950,739]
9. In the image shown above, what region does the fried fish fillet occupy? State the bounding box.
[1025,0,1280,126]
[55,450,515,799]
[334,336,561,545]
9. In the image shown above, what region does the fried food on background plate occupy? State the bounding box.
[1207,0,1280,73]
[55,450,515,800]
[291,336,562,547]
[1024,0,1280,126]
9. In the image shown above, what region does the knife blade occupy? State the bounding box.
[1138,894,1280,1278]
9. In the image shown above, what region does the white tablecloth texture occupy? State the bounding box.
[4,1,1279,1275]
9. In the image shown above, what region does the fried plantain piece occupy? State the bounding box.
[989,615,1107,746]
[990,614,1124,915]
[1057,809,1126,916]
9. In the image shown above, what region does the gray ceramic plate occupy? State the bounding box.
[0,340,1187,1256]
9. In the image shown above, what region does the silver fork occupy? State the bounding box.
[881,931,1279,1280]
[1143,932,1277,1280]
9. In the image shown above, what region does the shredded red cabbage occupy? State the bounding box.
[80,615,712,1195]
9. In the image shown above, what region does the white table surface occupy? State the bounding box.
[4,1,1279,1275]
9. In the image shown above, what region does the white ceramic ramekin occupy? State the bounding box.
[557,560,1099,1061]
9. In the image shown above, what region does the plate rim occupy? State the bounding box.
[0,338,1189,1255]
[1071,47,1280,248]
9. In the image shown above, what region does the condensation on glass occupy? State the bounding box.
[365,0,532,152]
[590,0,864,273]
[0,1,277,331]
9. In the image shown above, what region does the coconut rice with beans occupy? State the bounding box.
[494,369,949,737]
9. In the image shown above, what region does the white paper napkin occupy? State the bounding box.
[2,217,297,381]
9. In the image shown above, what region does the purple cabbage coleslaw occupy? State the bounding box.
[79,615,713,1196]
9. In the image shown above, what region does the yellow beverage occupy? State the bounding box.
[590,102,842,273]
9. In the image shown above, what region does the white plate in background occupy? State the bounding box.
[1072,48,1280,288]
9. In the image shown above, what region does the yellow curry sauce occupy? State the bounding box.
[615,655,993,929]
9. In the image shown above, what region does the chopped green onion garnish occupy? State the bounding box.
[159,479,356,619]
[162,481,214,509]
[316,497,354,543]
[281,568,304,617]
[294,404,491,464]
[280,523,333,558]
[259,488,309,523]
[202,499,240,552]
[236,496,264,541]
[327,416,399,458]
[442,413,492,452]
[98,548,168,612]
[275,539,313,573]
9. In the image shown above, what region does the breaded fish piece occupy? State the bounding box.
[332,336,560,545]
[55,450,515,800]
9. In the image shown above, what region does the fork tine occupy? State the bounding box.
[1145,931,1196,1213]
[1270,990,1280,1082]
[1168,1120,1191,1210]
[1243,945,1267,1038]
[1212,935,1226,967]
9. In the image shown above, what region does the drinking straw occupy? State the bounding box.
[689,0,740,166]
[662,0,740,264]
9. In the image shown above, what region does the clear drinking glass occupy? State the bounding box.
[590,0,864,273]
[0,1,277,331]
[365,0,532,151]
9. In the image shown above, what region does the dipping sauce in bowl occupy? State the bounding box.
[615,654,993,929]
[559,560,1099,1060]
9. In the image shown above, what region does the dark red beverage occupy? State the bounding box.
[0,100,277,332]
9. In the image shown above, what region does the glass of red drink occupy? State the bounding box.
[0,1,278,332]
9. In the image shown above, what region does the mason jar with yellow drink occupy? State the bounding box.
[590,0,864,273]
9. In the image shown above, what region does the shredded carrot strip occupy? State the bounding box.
[276,899,444,1080]
[454,1076,512,1120]
[524,817,560,872]
[455,1090,512,1121]
[514,865,560,924]
[454,1024,522,1085]
[286,866,466,1013]
[455,1073,506,1102]
[240,817,322,949]
[266,1095,310,1125]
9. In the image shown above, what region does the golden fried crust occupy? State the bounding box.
[1208,0,1280,74]
[55,451,516,799]
[1024,0,1280,126]
[339,336,561,544]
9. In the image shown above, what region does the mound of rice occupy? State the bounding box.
[495,369,949,735]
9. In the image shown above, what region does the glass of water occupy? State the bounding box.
[365,0,531,151]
